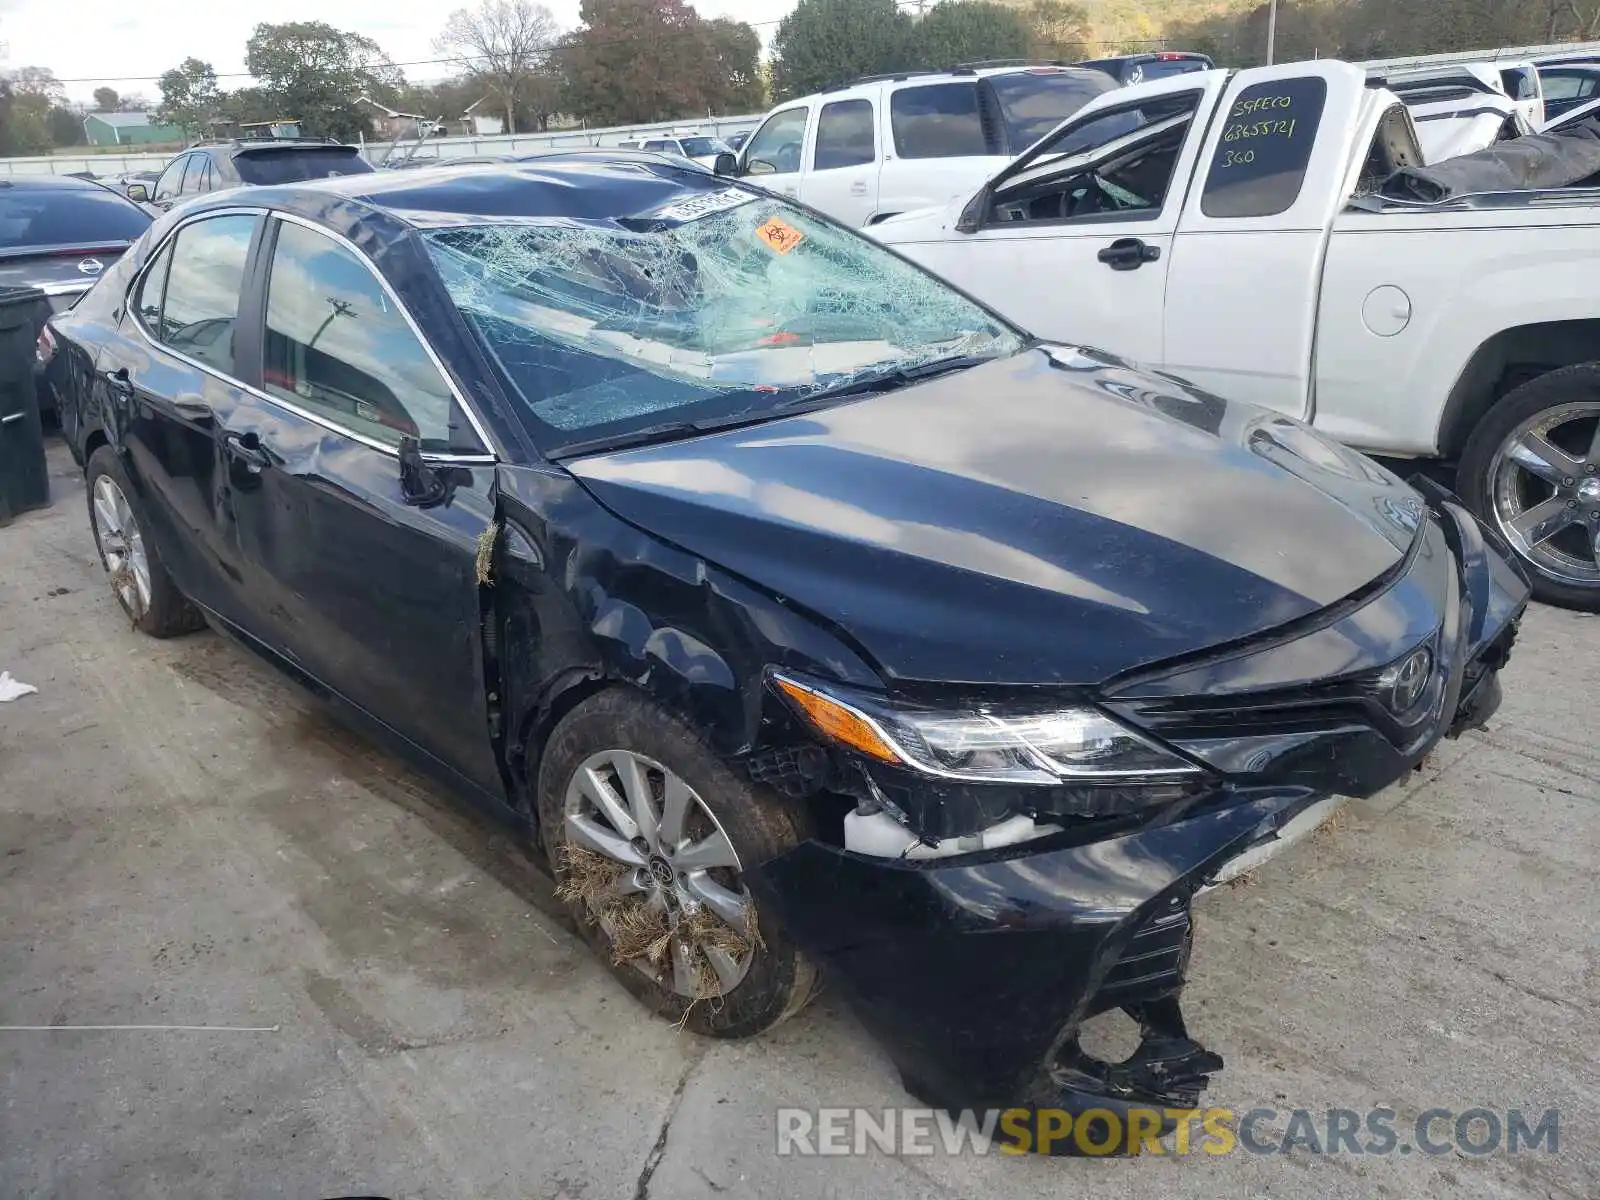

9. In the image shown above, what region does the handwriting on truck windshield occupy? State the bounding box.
[1219,94,1300,167]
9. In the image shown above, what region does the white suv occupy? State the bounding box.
[731,63,1115,226]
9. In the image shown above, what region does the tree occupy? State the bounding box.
[93,87,120,112]
[245,21,404,141]
[913,1,1031,67]
[48,106,82,147]
[157,58,223,139]
[435,0,561,134]
[1020,0,1093,61]
[701,18,766,113]
[771,0,912,101]
[560,0,725,125]
[8,67,65,101]
[514,69,565,129]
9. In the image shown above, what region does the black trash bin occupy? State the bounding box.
[0,284,52,523]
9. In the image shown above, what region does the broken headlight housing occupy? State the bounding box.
[772,672,1202,788]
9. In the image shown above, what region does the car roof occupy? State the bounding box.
[809,62,1109,100]
[0,174,114,192]
[232,152,726,228]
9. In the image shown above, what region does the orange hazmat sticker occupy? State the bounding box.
[755,217,805,255]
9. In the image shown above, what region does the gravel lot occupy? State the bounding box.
[2,443,1596,1199]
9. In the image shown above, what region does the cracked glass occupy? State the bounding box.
[422,188,1021,453]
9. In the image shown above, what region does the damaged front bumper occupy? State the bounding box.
[747,488,1529,1152]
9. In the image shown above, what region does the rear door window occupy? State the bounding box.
[262,219,454,447]
[1202,76,1328,219]
[178,155,207,195]
[813,100,875,170]
[891,83,988,158]
[157,213,257,375]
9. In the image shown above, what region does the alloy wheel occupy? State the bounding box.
[562,749,755,999]
[92,475,152,615]
[1489,401,1600,588]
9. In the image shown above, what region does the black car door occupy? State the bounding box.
[220,213,503,796]
[106,209,264,625]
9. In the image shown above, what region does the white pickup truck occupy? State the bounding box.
[871,59,1600,610]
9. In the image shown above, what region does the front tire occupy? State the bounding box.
[537,689,817,1038]
[1458,364,1600,612]
[85,446,204,638]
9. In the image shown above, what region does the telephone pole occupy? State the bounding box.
[1266,0,1279,65]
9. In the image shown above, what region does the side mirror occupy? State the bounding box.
[712,151,737,177]
[398,435,449,508]
[745,159,776,177]
[955,187,991,234]
[126,183,149,204]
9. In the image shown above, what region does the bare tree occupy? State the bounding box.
[435,0,560,134]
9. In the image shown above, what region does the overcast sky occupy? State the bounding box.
[1,0,800,103]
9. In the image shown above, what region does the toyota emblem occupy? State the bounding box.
[76,258,105,276]
[1389,646,1433,714]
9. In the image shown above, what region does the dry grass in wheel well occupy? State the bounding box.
[557,842,760,1001]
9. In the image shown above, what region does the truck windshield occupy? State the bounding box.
[989,70,1119,150]
[424,189,1021,452]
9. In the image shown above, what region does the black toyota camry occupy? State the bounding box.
[43,153,1528,1148]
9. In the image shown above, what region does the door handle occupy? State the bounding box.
[223,429,271,471]
[1097,238,1162,271]
[849,180,868,196]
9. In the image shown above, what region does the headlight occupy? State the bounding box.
[771,672,1201,786]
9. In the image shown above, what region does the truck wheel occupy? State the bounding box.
[1459,364,1600,612]
[537,688,818,1038]
[85,446,205,637]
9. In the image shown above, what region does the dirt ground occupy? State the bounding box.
[2,443,1596,1199]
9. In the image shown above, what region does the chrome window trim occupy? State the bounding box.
[121,205,501,466]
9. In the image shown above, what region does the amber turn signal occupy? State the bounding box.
[773,675,902,764]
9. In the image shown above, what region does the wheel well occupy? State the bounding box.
[508,671,613,807]
[83,428,109,464]
[1439,320,1600,457]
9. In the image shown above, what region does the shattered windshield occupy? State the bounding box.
[423,188,1021,453]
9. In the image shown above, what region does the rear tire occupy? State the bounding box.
[537,688,818,1038]
[85,446,204,638]
[1458,364,1600,612]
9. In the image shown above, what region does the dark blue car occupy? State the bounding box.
[42,154,1528,1149]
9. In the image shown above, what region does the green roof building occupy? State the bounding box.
[83,111,184,147]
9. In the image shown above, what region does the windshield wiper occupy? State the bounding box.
[549,401,834,460]
[805,353,998,402]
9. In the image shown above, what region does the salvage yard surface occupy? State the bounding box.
[2,443,1596,1199]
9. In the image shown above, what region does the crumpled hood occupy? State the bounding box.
[567,347,1424,686]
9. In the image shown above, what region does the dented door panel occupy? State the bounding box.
[221,397,503,797]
